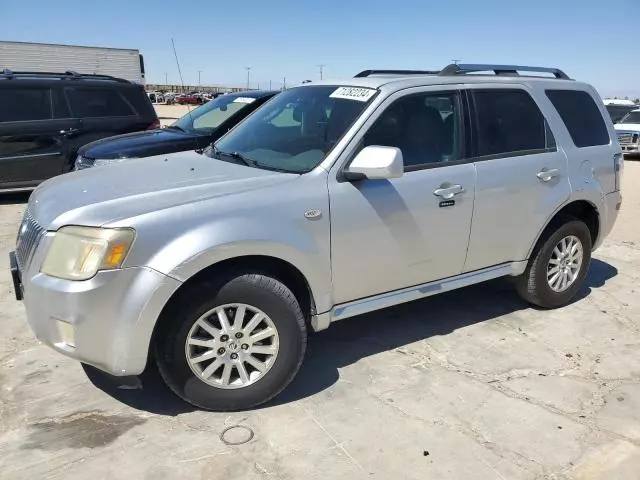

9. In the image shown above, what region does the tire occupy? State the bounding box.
[155,273,307,411]
[516,218,592,308]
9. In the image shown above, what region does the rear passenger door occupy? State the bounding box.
[463,86,570,272]
[0,85,81,189]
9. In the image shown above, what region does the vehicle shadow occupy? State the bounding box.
[0,192,30,205]
[82,258,617,415]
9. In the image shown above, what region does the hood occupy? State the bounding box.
[30,151,298,229]
[614,123,640,132]
[78,128,207,160]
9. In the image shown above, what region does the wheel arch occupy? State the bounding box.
[527,199,600,259]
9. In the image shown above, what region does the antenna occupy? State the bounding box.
[171,38,196,125]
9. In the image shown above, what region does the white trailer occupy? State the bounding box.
[0,41,145,84]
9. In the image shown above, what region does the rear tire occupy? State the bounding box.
[516,219,592,308]
[155,273,307,411]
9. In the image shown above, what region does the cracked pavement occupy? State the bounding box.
[1,163,640,479]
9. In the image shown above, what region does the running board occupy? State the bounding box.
[329,262,526,323]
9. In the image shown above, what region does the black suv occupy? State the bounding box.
[0,70,158,192]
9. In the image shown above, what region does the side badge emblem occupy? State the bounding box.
[304,209,322,219]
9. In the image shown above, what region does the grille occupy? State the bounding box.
[15,208,46,270]
[617,133,639,145]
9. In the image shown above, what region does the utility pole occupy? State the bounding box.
[198,70,202,88]
[269,80,272,90]
[317,64,325,80]
[283,77,286,90]
[164,72,168,85]
[245,67,251,90]
[451,59,461,65]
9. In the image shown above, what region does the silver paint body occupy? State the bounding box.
[17,74,622,376]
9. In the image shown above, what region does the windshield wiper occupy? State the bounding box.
[212,146,257,168]
[166,125,186,132]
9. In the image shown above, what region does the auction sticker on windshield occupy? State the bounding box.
[330,87,376,102]
[233,97,256,104]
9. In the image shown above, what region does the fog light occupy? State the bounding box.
[56,320,76,348]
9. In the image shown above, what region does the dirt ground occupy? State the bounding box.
[1,162,640,480]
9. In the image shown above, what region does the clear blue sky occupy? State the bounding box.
[3,0,638,97]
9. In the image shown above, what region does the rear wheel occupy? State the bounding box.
[155,273,307,411]
[516,219,592,308]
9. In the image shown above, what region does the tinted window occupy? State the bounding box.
[66,88,134,118]
[546,90,610,147]
[0,88,51,122]
[474,90,546,157]
[173,94,257,133]
[362,92,461,169]
[619,111,640,124]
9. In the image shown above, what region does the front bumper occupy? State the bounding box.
[15,238,181,376]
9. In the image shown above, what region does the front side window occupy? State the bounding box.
[66,88,135,118]
[173,95,259,133]
[0,88,52,122]
[361,92,462,169]
[474,89,548,157]
[546,89,610,148]
[212,86,375,173]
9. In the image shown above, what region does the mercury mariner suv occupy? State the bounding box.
[10,64,623,411]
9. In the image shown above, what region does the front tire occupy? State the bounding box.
[155,273,307,411]
[516,219,592,308]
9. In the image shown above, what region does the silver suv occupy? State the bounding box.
[10,64,623,411]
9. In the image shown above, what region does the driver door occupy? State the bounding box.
[329,87,476,304]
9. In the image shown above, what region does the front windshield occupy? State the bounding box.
[211,85,377,173]
[171,94,257,133]
[620,111,640,124]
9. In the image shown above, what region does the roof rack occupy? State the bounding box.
[438,63,571,80]
[354,69,440,78]
[0,69,131,83]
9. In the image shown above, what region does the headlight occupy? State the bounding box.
[94,157,132,167]
[41,226,135,281]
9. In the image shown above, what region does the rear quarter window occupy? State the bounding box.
[546,90,610,148]
[65,87,135,118]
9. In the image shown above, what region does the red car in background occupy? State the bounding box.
[176,93,205,105]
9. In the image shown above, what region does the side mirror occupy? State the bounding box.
[345,146,404,181]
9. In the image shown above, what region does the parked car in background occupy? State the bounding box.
[614,108,640,156]
[147,91,165,104]
[75,90,277,169]
[604,99,637,124]
[177,93,205,105]
[0,70,158,192]
[11,63,622,411]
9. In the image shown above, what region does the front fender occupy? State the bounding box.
[144,216,333,314]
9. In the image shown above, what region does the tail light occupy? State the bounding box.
[147,119,160,130]
[614,152,623,191]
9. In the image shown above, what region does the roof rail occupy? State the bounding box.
[355,69,440,78]
[439,63,571,80]
[0,70,131,83]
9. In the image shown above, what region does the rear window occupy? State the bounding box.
[546,90,610,147]
[66,88,135,118]
[473,89,548,157]
[0,88,51,122]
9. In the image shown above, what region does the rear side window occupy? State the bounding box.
[66,88,135,118]
[0,88,51,122]
[121,87,155,118]
[473,89,548,157]
[546,90,610,147]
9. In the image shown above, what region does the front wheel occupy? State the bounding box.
[155,273,307,411]
[516,219,592,308]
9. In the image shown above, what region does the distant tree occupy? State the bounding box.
[625,96,630,100]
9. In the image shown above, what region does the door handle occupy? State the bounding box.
[536,168,560,182]
[59,128,80,136]
[433,184,465,200]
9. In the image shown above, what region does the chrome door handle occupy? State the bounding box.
[59,128,80,136]
[433,184,465,200]
[536,168,560,182]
